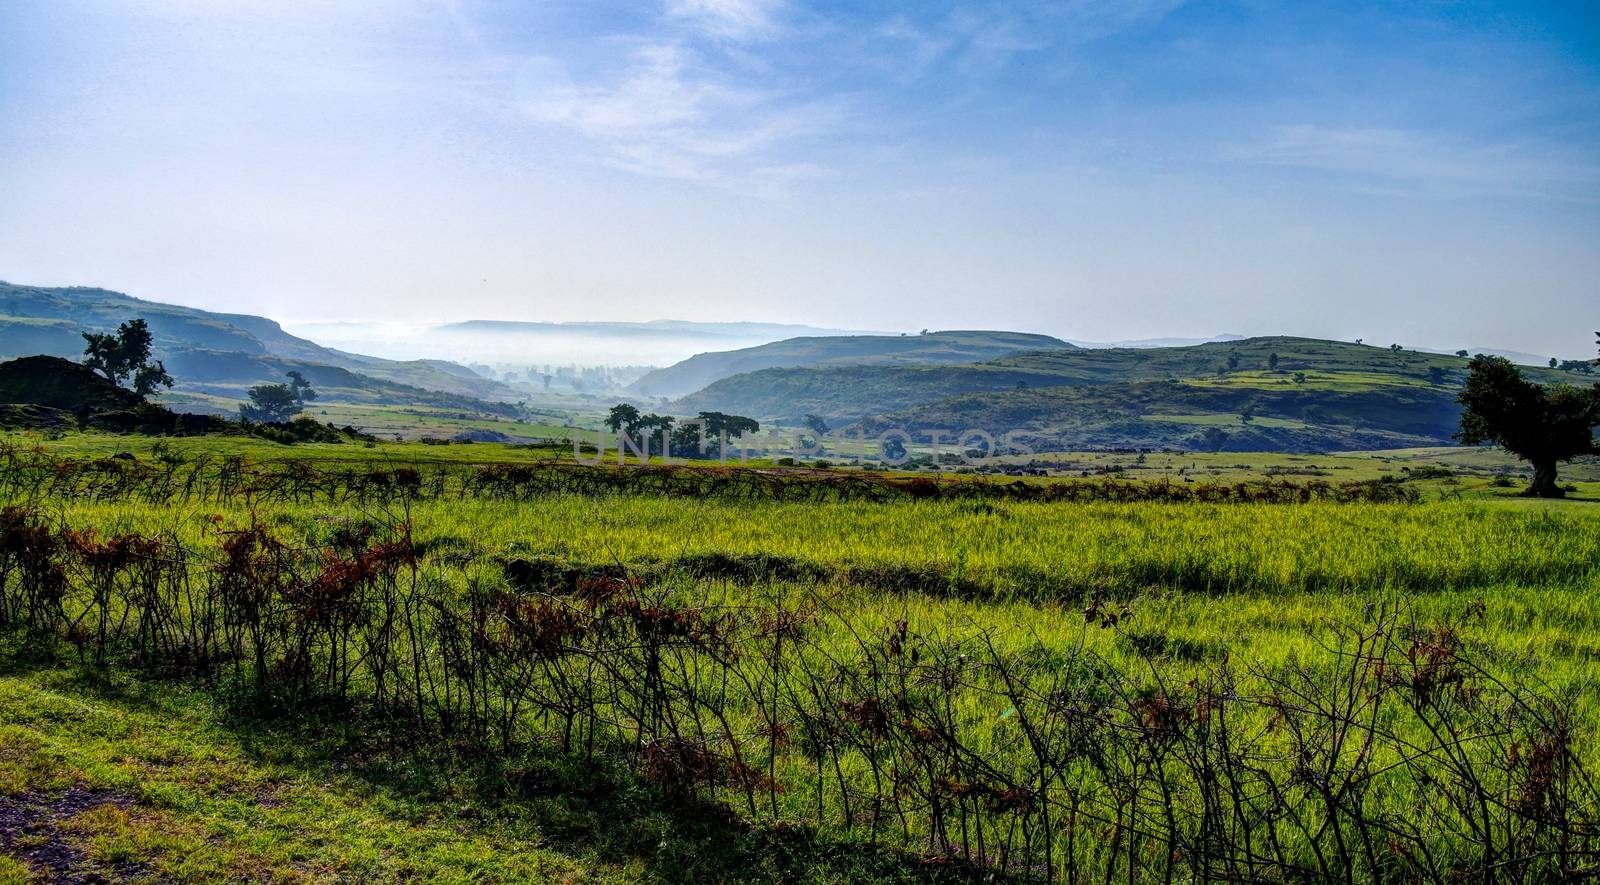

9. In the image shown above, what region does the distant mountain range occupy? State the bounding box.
[1415,345,1565,368]
[630,330,1076,399]
[286,319,886,367]
[0,282,522,414]
[437,319,871,338]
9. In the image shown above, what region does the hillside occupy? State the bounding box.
[630,330,1075,399]
[867,378,1463,452]
[0,282,521,402]
[0,355,238,434]
[0,355,144,412]
[676,336,1587,453]
[159,351,522,417]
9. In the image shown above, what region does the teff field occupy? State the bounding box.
[2,431,1600,882]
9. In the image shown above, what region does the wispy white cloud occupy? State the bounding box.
[520,44,739,139]
[1044,0,1189,40]
[664,0,786,41]
[1231,125,1600,201]
[872,17,954,82]
[945,9,1049,76]
[506,0,1190,193]
[865,1,1185,86]
[514,40,844,193]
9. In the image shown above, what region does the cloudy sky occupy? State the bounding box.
[1,0,1596,355]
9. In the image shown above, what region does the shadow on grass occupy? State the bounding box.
[236,704,999,884]
[0,648,1001,884]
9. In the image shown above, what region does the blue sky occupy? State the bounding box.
[1,0,1596,356]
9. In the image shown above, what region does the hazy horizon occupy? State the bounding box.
[3,275,1590,365]
[2,1,1596,357]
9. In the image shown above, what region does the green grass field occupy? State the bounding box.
[3,431,1600,882]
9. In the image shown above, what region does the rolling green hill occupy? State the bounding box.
[0,281,521,403]
[630,330,1075,398]
[865,378,1464,452]
[675,336,1588,453]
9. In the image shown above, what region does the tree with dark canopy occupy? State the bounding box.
[699,411,760,442]
[82,318,173,396]
[239,383,304,423]
[605,403,641,435]
[671,411,761,458]
[1456,355,1600,498]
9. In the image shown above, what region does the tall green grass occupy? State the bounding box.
[39,495,1600,599]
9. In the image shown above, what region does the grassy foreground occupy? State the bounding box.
[3,433,1600,882]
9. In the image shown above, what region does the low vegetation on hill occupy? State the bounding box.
[867,377,1460,452]
[676,336,1585,453]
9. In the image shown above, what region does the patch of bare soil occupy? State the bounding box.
[0,787,147,883]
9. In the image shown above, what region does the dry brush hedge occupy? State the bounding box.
[0,441,1419,508]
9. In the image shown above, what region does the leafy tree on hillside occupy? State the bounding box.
[239,383,303,423]
[1456,355,1600,498]
[700,411,760,441]
[605,403,641,435]
[1455,349,1469,358]
[82,318,173,396]
[1267,352,1280,371]
[671,411,760,458]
